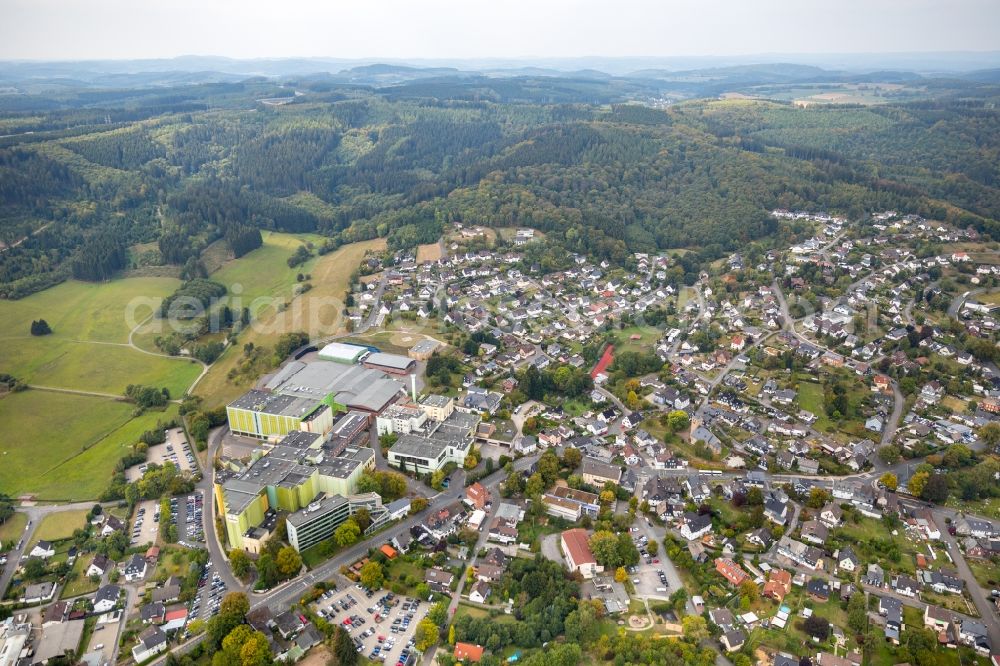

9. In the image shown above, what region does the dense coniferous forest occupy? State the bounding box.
[0,70,998,298]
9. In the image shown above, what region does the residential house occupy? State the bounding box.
[819,503,843,528]
[720,630,746,653]
[801,520,829,546]
[87,554,110,578]
[469,581,491,604]
[29,541,55,560]
[763,570,792,602]
[837,547,859,573]
[680,512,713,541]
[123,553,147,582]
[425,568,454,593]
[764,498,789,526]
[93,585,120,613]
[715,558,749,587]
[454,642,485,663]
[132,627,168,663]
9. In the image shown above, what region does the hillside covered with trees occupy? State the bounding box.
[1,74,999,298]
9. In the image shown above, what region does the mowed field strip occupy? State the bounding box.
[0,277,201,396]
[0,277,195,499]
[0,390,180,500]
[195,236,386,408]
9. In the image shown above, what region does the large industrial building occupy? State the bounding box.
[363,352,417,375]
[286,491,385,552]
[264,360,408,416]
[317,342,371,364]
[226,390,334,439]
[215,419,380,552]
[386,409,479,475]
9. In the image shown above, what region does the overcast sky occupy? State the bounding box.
[2,0,999,61]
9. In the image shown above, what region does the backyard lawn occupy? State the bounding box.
[61,554,101,599]
[29,509,89,548]
[832,516,921,575]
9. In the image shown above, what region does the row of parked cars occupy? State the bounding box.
[184,493,204,542]
[131,506,152,545]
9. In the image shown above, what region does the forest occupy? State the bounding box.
[0,75,999,298]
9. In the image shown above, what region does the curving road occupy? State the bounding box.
[0,500,113,600]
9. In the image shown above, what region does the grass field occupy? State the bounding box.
[416,241,443,263]
[0,277,201,396]
[617,325,662,354]
[210,231,326,307]
[29,509,89,548]
[61,554,101,599]
[195,237,386,408]
[795,381,824,414]
[0,512,27,545]
[0,277,179,344]
[0,390,179,499]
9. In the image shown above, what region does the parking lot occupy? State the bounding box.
[131,499,160,547]
[312,586,420,666]
[629,529,673,600]
[185,558,227,630]
[175,491,205,544]
[125,428,198,481]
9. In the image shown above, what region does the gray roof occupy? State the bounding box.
[286,494,349,529]
[581,457,621,482]
[365,353,415,371]
[228,389,318,417]
[95,584,120,603]
[410,339,440,354]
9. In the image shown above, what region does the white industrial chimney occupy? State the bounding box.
[410,373,417,402]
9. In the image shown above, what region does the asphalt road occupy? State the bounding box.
[0,499,105,599]
[148,453,540,666]
[929,505,1000,649]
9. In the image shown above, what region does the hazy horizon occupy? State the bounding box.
[2,0,999,62]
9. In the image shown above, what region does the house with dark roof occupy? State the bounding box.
[139,602,166,625]
[837,547,859,573]
[93,585,120,613]
[720,629,745,652]
[132,627,168,663]
[764,498,789,526]
[807,578,830,600]
[680,512,712,541]
[880,596,903,644]
[86,554,110,577]
[123,553,147,582]
[709,608,735,632]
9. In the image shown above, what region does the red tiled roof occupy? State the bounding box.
[715,558,749,586]
[454,642,485,662]
[561,528,595,566]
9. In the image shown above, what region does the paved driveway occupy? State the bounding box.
[541,533,563,566]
